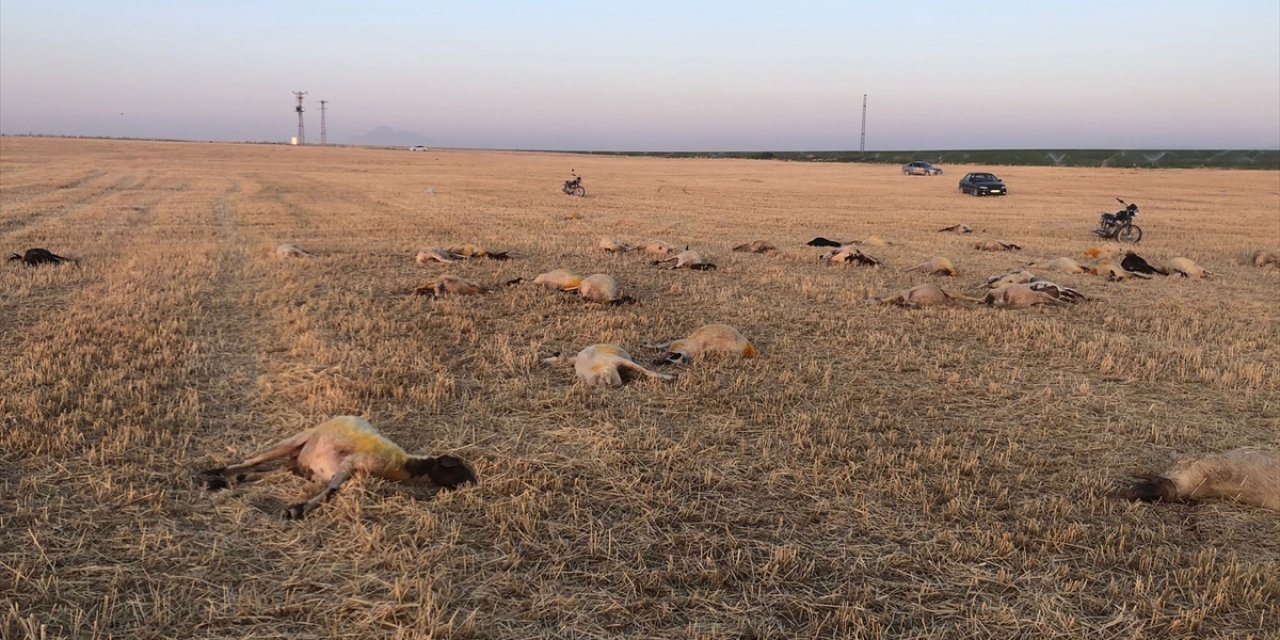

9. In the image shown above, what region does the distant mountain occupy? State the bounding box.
[350,126,430,147]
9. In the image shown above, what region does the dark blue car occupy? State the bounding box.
[959,172,1007,196]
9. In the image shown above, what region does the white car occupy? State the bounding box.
[903,161,943,176]
[408,145,428,152]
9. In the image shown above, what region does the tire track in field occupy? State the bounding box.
[214,173,368,422]
[188,178,266,443]
[0,176,205,463]
[0,172,145,236]
[0,177,256,639]
[0,187,165,379]
[247,171,421,233]
[0,168,109,210]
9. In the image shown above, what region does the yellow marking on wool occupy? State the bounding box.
[316,416,409,467]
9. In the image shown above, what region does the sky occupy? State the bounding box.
[1,1,1278,151]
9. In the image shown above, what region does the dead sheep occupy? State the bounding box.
[1159,257,1212,279]
[1120,447,1279,511]
[636,240,675,256]
[275,243,311,259]
[415,274,522,297]
[542,344,674,386]
[1084,245,1126,261]
[985,270,1043,288]
[984,281,1084,307]
[903,256,958,276]
[199,415,476,520]
[938,224,974,234]
[1120,251,1162,276]
[732,240,778,253]
[1028,257,1090,274]
[974,240,1022,252]
[531,269,585,291]
[598,238,634,253]
[820,246,882,266]
[654,248,716,271]
[445,244,510,260]
[576,273,636,304]
[648,323,757,365]
[1252,249,1278,268]
[1090,261,1151,281]
[8,248,75,266]
[806,236,846,247]
[416,246,464,264]
[869,284,982,308]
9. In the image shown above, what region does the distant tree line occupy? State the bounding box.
[574,148,1280,169]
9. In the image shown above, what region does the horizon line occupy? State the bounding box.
[4,133,1279,154]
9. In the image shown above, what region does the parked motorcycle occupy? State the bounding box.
[1094,197,1142,243]
[562,170,586,197]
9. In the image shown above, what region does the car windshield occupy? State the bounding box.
[970,173,998,181]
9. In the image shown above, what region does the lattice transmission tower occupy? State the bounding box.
[319,100,328,145]
[293,91,308,144]
[860,94,867,152]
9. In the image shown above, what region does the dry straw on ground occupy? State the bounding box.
[2,137,1278,639]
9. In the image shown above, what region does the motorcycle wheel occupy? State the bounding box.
[573,186,586,197]
[1117,224,1142,243]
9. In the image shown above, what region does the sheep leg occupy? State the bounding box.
[617,360,674,382]
[200,430,313,489]
[282,469,352,520]
[200,468,283,491]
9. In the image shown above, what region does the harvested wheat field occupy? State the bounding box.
[3,136,1280,639]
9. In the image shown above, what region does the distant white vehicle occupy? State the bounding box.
[409,145,428,152]
[903,161,943,176]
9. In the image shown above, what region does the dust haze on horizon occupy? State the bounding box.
[1,1,1278,151]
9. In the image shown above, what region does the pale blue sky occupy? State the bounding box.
[2,1,1277,150]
